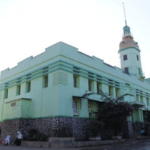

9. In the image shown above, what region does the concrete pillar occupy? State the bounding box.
[101,83,109,94]
[116,88,120,98]
[112,87,116,98]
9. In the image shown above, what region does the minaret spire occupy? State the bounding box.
[122,3,131,37]
[122,2,127,26]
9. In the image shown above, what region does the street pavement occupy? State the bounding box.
[81,139,150,150]
[0,139,150,150]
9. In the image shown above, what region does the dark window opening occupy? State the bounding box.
[4,89,8,99]
[17,85,21,95]
[88,80,93,91]
[73,75,79,88]
[123,55,127,61]
[44,75,48,88]
[26,81,31,93]
[124,67,129,74]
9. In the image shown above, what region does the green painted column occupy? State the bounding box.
[101,83,109,94]
[80,98,89,118]
[112,87,116,98]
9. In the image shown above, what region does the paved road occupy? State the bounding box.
[81,139,150,150]
[0,139,150,150]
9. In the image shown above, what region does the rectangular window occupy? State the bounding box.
[137,55,139,61]
[73,75,79,88]
[123,55,127,61]
[17,85,21,95]
[136,95,139,102]
[88,79,94,92]
[26,81,31,93]
[4,89,8,99]
[116,88,120,98]
[11,103,16,107]
[109,86,113,97]
[124,67,129,74]
[140,96,143,103]
[73,99,81,116]
[139,68,141,75]
[43,75,48,88]
[97,82,102,94]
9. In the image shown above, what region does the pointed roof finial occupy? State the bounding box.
[122,2,127,26]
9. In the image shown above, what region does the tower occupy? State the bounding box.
[118,4,144,78]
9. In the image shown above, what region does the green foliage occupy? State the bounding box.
[97,90,134,136]
[84,89,137,136]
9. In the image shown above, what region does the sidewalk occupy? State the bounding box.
[0,139,144,150]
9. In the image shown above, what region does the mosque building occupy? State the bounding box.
[0,21,150,141]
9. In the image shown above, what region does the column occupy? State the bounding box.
[80,98,89,118]
[112,87,116,99]
[101,83,109,94]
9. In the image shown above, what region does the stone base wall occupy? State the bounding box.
[0,117,90,143]
[132,122,143,135]
[20,117,90,141]
[1,117,149,143]
[0,120,20,144]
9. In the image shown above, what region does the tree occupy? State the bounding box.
[97,89,134,136]
[88,89,135,136]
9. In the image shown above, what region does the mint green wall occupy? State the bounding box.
[0,42,150,122]
[21,100,31,118]
[3,101,22,120]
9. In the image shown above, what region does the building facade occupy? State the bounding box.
[0,24,150,141]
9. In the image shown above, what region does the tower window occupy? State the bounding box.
[137,55,139,61]
[124,67,129,74]
[138,68,141,75]
[123,55,127,61]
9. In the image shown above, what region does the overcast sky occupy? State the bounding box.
[0,0,150,78]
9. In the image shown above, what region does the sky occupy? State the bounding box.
[0,0,150,78]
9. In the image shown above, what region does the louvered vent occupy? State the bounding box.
[53,71,68,86]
